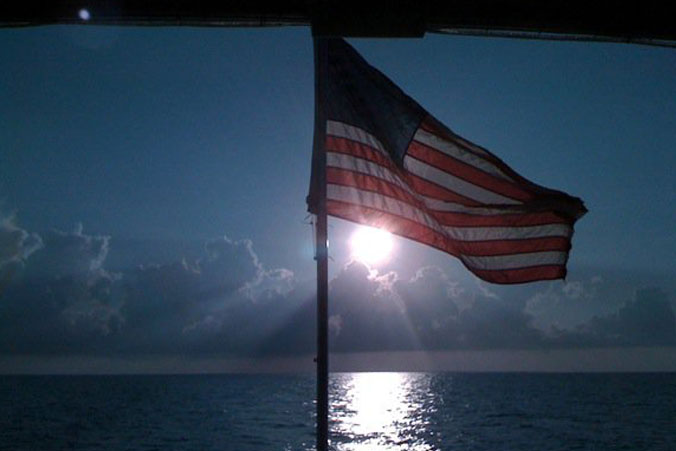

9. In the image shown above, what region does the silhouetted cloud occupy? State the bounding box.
[269,261,548,353]
[22,224,109,280]
[525,275,607,330]
[112,235,296,355]
[0,224,122,353]
[0,215,43,292]
[564,288,676,347]
[1,222,674,359]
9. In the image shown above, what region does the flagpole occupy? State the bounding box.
[312,36,330,451]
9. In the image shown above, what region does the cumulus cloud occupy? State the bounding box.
[200,236,261,291]
[0,224,124,353]
[0,215,43,292]
[58,271,124,336]
[562,281,585,299]
[282,262,548,353]
[118,235,297,354]
[0,226,298,355]
[394,266,461,345]
[525,276,606,330]
[454,295,544,348]
[1,220,674,359]
[568,288,676,347]
[23,225,110,280]
[243,268,295,301]
[0,215,43,266]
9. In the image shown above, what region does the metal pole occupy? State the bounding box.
[312,36,329,451]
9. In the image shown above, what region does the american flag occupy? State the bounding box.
[308,39,587,284]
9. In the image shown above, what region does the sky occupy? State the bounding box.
[1,25,675,373]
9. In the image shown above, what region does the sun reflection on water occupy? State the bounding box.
[330,373,436,450]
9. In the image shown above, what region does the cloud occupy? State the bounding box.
[393,265,461,346]
[118,235,296,354]
[58,270,124,336]
[243,268,295,301]
[200,236,262,294]
[569,288,676,347]
[22,225,110,280]
[454,295,544,348]
[286,262,548,353]
[257,261,421,355]
[0,215,43,292]
[0,215,43,267]
[525,276,607,330]
[0,227,297,355]
[323,261,403,352]
[1,221,674,359]
[562,281,585,299]
[0,224,123,353]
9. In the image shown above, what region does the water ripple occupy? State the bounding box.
[2,373,676,450]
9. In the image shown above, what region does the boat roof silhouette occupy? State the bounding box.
[2,1,674,47]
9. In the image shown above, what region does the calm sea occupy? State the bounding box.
[1,373,674,450]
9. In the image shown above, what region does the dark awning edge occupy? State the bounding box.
[1,1,675,48]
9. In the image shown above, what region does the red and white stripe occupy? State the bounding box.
[324,118,577,284]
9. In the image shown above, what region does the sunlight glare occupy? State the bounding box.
[350,226,393,265]
[331,372,434,450]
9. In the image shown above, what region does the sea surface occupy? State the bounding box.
[1,372,674,450]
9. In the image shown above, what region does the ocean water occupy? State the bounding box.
[1,372,674,451]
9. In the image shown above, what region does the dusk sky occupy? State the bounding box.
[1,25,675,373]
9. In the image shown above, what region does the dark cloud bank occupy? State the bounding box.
[1,218,675,365]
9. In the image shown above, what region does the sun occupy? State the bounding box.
[350,225,393,265]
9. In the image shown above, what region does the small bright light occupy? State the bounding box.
[79,9,91,21]
[350,225,393,265]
